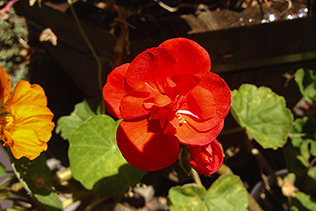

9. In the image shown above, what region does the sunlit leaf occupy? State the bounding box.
[167,174,248,211]
[295,68,316,103]
[0,162,6,177]
[56,99,101,140]
[68,115,146,196]
[9,152,62,211]
[231,84,293,149]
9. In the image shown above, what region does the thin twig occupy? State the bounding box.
[67,0,103,93]
[244,133,283,188]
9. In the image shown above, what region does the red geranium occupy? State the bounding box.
[188,140,224,175]
[103,38,231,172]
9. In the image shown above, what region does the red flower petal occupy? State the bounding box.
[187,72,231,120]
[175,120,224,146]
[125,38,210,92]
[159,38,211,75]
[196,72,231,118]
[117,119,180,171]
[103,63,130,119]
[120,89,151,120]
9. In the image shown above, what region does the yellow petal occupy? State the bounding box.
[4,79,55,160]
[0,65,12,106]
[9,128,48,160]
[7,80,48,108]
[10,104,54,143]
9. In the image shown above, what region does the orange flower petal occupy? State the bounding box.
[11,104,54,142]
[0,65,12,106]
[3,79,54,160]
[7,80,48,108]
[9,128,48,160]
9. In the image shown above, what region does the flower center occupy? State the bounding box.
[0,107,14,146]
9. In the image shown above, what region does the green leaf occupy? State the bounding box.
[231,84,293,149]
[306,167,316,194]
[178,146,192,175]
[167,174,248,211]
[9,152,63,211]
[0,162,6,177]
[56,98,101,140]
[295,68,316,103]
[289,117,316,147]
[283,141,307,175]
[168,185,207,211]
[290,191,316,211]
[68,115,146,196]
[285,117,316,171]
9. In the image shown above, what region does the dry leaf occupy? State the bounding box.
[29,0,41,7]
[39,28,57,46]
[44,2,69,13]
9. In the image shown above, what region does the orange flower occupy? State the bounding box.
[0,65,54,160]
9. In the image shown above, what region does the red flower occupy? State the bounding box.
[103,38,230,172]
[188,140,224,175]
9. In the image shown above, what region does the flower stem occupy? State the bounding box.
[67,0,103,93]
[244,132,283,188]
[1,0,18,13]
[220,127,244,136]
[191,168,203,186]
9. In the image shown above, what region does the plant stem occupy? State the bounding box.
[110,5,130,70]
[0,175,14,188]
[220,127,244,136]
[244,133,283,188]
[62,190,95,209]
[217,163,233,175]
[191,168,203,186]
[67,0,103,94]
[83,196,110,211]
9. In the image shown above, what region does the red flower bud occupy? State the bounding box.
[189,140,224,175]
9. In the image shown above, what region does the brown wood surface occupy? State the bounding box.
[14,0,316,99]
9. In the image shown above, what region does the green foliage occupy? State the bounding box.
[68,115,146,196]
[290,191,316,211]
[0,2,29,86]
[284,116,316,210]
[295,68,316,103]
[0,162,6,177]
[231,84,293,149]
[9,152,63,211]
[285,117,316,174]
[56,99,101,140]
[167,174,248,211]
